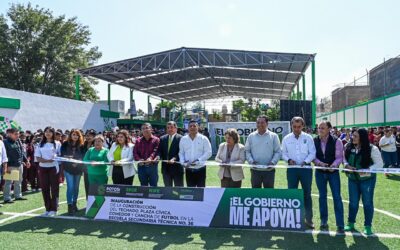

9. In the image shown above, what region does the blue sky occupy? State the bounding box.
[1,0,399,112]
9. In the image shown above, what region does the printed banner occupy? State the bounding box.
[130,100,137,116]
[208,121,291,154]
[161,108,166,118]
[86,185,304,231]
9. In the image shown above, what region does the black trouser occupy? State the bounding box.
[21,165,29,192]
[250,169,275,188]
[28,162,40,190]
[185,168,206,187]
[221,177,242,188]
[112,166,134,185]
[163,172,184,187]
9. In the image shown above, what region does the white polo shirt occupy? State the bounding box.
[281,132,316,165]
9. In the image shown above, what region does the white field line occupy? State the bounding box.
[1,193,400,239]
[0,197,85,224]
[2,211,89,221]
[311,194,400,221]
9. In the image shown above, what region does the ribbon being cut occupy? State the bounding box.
[54,157,400,175]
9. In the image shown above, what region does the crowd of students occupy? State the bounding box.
[0,116,391,235]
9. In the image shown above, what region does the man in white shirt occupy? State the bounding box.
[379,128,398,170]
[282,116,316,229]
[179,120,212,187]
[245,115,281,188]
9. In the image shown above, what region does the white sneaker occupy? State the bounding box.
[48,211,57,217]
[41,211,50,217]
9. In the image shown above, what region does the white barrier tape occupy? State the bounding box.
[54,157,400,175]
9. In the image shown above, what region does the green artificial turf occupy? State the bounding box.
[0,162,399,249]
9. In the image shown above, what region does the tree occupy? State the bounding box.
[0,3,101,101]
[232,98,260,121]
[136,109,145,117]
[266,99,280,121]
[211,109,222,120]
[152,100,180,121]
[289,91,302,100]
[232,98,280,121]
[232,99,246,114]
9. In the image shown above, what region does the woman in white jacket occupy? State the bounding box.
[215,128,245,188]
[107,130,135,185]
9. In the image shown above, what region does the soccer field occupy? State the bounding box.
[0,162,399,250]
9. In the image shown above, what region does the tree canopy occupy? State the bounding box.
[0,3,101,101]
[232,98,280,121]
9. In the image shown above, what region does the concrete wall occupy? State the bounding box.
[331,85,370,112]
[0,88,116,132]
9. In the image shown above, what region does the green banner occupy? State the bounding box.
[210,188,304,230]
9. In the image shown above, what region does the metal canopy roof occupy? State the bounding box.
[78,47,315,103]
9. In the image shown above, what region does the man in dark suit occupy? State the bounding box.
[158,121,183,187]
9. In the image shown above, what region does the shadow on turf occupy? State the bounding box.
[386,175,400,181]
[0,217,390,249]
[0,189,43,203]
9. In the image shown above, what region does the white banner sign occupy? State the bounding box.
[161,108,166,119]
[86,185,305,230]
[208,121,291,154]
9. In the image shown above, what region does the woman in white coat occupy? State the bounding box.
[107,130,135,185]
[215,128,245,188]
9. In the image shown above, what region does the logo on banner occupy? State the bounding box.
[98,185,106,195]
[106,186,121,194]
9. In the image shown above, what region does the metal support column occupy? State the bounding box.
[130,89,133,119]
[302,74,306,100]
[161,99,164,122]
[107,83,111,111]
[147,95,151,119]
[311,60,316,128]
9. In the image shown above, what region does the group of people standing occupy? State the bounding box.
[214,116,383,235]
[0,115,385,235]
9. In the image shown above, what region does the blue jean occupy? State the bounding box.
[287,168,313,222]
[138,164,158,186]
[315,170,344,227]
[348,175,376,227]
[64,171,81,204]
[381,151,398,168]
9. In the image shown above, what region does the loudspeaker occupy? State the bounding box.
[280,100,312,127]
